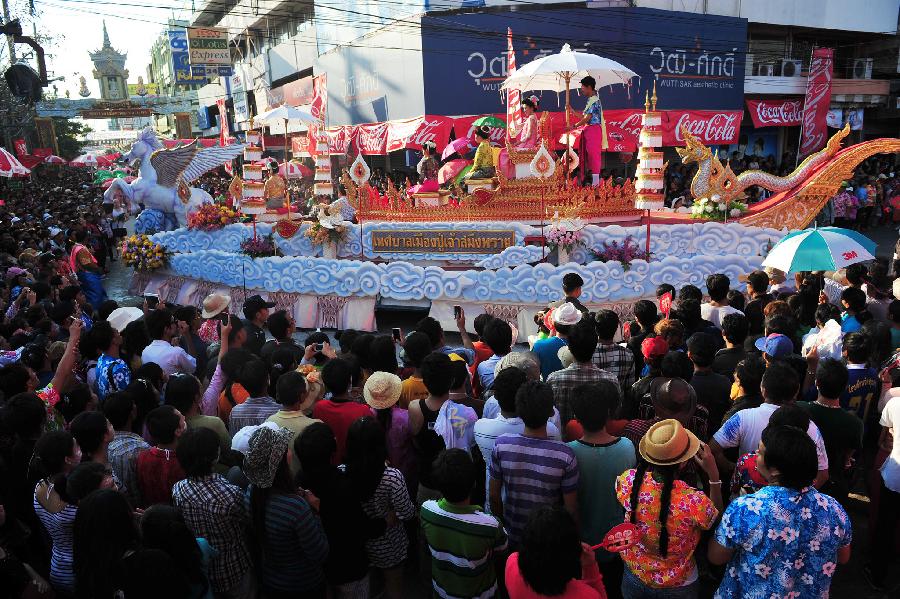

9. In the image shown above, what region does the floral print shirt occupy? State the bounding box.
[713,485,851,599]
[615,469,718,588]
[729,452,768,499]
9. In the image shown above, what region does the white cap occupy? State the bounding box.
[106,307,143,333]
[552,302,583,326]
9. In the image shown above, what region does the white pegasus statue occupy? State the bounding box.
[104,127,245,233]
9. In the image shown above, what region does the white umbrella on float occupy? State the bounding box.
[500,44,638,131]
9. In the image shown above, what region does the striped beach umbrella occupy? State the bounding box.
[0,147,30,177]
[762,227,876,273]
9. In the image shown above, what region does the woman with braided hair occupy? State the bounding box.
[614,419,722,598]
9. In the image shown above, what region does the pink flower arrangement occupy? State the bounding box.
[546,226,583,251]
[591,235,651,270]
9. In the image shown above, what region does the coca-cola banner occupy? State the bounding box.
[746,99,804,128]
[452,115,508,147]
[799,47,834,158]
[353,122,390,155]
[386,116,454,152]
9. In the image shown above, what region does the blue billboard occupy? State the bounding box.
[168,29,209,86]
[420,6,747,115]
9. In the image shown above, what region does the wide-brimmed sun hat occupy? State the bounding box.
[363,371,402,410]
[638,419,702,466]
[201,293,232,319]
[243,425,293,488]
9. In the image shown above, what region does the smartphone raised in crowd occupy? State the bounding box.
[391,327,402,342]
[145,293,159,309]
[453,305,462,320]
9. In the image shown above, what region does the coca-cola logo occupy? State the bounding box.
[605,112,643,137]
[387,118,450,151]
[466,123,505,143]
[356,123,388,151]
[674,112,738,143]
[753,100,802,125]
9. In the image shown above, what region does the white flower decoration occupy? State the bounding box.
[711,193,721,202]
[729,208,742,217]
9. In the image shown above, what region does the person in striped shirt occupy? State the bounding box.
[489,381,579,549]
[422,449,508,599]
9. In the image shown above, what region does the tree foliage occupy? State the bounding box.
[52,117,91,158]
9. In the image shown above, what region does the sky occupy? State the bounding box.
[32,0,189,101]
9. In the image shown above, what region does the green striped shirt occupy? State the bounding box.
[420,498,508,599]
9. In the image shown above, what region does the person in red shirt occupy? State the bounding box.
[136,405,187,506]
[312,358,373,464]
[470,314,497,381]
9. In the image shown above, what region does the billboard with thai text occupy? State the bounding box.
[421,6,747,115]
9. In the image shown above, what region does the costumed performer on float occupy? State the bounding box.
[465,126,496,180]
[568,75,606,187]
[70,229,107,310]
[408,140,440,195]
[498,95,541,179]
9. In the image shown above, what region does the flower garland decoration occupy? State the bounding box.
[591,235,651,271]
[304,202,349,246]
[187,203,239,231]
[239,234,277,258]
[690,194,748,221]
[121,235,168,271]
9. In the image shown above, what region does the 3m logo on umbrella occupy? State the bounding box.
[842,251,858,260]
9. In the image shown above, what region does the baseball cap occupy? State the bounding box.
[742,270,769,291]
[242,294,276,319]
[754,333,793,359]
[641,336,669,359]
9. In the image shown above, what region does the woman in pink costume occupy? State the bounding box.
[499,96,541,179]
[408,141,440,194]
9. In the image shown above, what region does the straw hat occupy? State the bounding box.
[201,293,232,319]
[763,266,787,285]
[243,425,293,488]
[638,419,701,466]
[363,371,402,410]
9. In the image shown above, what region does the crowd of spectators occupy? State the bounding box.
[3,159,900,599]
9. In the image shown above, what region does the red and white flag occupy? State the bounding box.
[799,47,834,158]
[505,28,523,142]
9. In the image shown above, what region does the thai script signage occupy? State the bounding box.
[421,7,747,115]
[371,230,516,254]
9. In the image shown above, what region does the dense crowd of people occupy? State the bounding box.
[3,159,900,599]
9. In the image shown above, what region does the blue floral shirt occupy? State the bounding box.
[96,353,131,402]
[714,485,851,599]
[583,96,603,125]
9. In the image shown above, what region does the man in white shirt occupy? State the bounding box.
[474,367,560,510]
[700,273,743,329]
[140,308,197,376]
[709,361,829,487]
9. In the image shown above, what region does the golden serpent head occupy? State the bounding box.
[675,126,713,165]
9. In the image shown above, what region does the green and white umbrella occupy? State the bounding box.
[762,226,876,273]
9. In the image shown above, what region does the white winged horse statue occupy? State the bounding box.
[104,127,244,233]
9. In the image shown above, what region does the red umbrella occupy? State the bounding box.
[441,137,471,160]
[70,153,99,167]
[43,154,66,164]
[0,147,30,177]
[438,158,471,184]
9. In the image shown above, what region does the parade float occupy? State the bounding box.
[116,112,899,337]
[112,41,900,337]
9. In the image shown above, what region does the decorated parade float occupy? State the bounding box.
[106,46,900,337]
[109,118,900,337]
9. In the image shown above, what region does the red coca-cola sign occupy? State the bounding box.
[386,116,454,152]
[669,111,741,145]
[354,122,390,155]
[452,114,507,146]
[746,99,803,128]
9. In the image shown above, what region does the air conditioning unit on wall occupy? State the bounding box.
[756,63,775,76]
[780,59,803,77]
[852,58,873,79]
